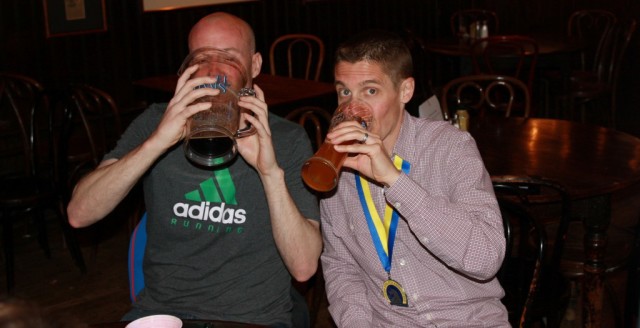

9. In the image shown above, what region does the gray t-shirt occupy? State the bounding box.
[106,103,320,326]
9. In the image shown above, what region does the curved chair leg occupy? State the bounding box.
[35,209,51,258]
[3,214,15,292]
[56,202,86,273]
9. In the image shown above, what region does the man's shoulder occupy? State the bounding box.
[406,114,462,139]
[269,113,307,138]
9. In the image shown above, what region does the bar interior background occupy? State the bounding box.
[1,0,639,134]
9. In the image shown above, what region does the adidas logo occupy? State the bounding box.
[173,167,247,225]
[184,167,237,204]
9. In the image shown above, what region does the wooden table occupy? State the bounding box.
[425,33,582,57]
[91,319,265,328]
[469,117,640,328]
[424,33,582,92]
[133,73,336,114]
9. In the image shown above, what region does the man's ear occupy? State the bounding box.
[400,77,415,104]
[251,52,263,78]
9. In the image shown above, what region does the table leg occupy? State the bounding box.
[582,194,611,328]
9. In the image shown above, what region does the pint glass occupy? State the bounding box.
[301,101,373,192]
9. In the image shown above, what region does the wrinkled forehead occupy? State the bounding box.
[180,48,249,88]
[188,17,254,55]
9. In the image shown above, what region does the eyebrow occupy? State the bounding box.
[334,79,382,87]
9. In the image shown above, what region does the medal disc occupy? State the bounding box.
[383,279,408,307]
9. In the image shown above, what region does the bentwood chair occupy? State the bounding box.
[450,9,499,39]
[285,106,332,152]
[492,175,573,328]
[561,19,636,128]
[567,9,618,72]
[440,74,531,120]
[56,83,123,196]
[469,35,539,96]
[56,83,131,253]
[0,73,86,292]
[494,188,546,327]
[269,34,325,81]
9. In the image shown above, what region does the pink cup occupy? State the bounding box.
[125,314,182,328]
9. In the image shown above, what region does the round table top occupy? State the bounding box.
[469,117,640,199]
[426,33,582,57]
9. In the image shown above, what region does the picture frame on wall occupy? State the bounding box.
[142,0,258,12]
[43,0,107,38]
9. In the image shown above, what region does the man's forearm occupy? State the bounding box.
[260,168,322,282]
[67,139,165,228]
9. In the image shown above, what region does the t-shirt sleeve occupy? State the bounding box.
[274,117,320,222]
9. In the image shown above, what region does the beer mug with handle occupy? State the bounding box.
[179,47,256,167]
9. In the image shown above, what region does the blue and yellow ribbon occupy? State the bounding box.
[355,155,410,273]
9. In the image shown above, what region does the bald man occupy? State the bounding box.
[67,12,321,327]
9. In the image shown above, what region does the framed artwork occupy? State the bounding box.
[43,0,107,38]
[142,0,258,12]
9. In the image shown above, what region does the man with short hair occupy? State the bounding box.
[319,30,509,327]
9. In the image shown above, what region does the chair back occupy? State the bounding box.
[403,28,435,116]
[450,9,499,38]
[269,34,325,81]
[469,35,539,94]
[492,175,573,327]
[567,9,618,71]
[285,106,332,151]
[57,84,122,191]
[593,19,637,88]
[0,73,51,181]
[440,74,531,119]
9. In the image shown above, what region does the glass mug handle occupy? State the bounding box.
[236,87,257,137]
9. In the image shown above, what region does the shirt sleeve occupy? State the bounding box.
[384,131,505,281]
[320,204,373,327]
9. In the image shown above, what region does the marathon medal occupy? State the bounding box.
[355,155,411,307]
[383,276,408,307]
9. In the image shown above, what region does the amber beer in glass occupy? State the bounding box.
[301,101,373,192]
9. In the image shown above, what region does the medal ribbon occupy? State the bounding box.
[355,155,411,273]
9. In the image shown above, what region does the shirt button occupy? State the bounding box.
[426,313,432,320]
[413,293,419,301]
[393,202,401,209]
[422,236,429,244]
[399,258,406,266]
[350,224,354,230]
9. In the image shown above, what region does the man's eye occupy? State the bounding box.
[367,88,377,95]
[338,89,351,96]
